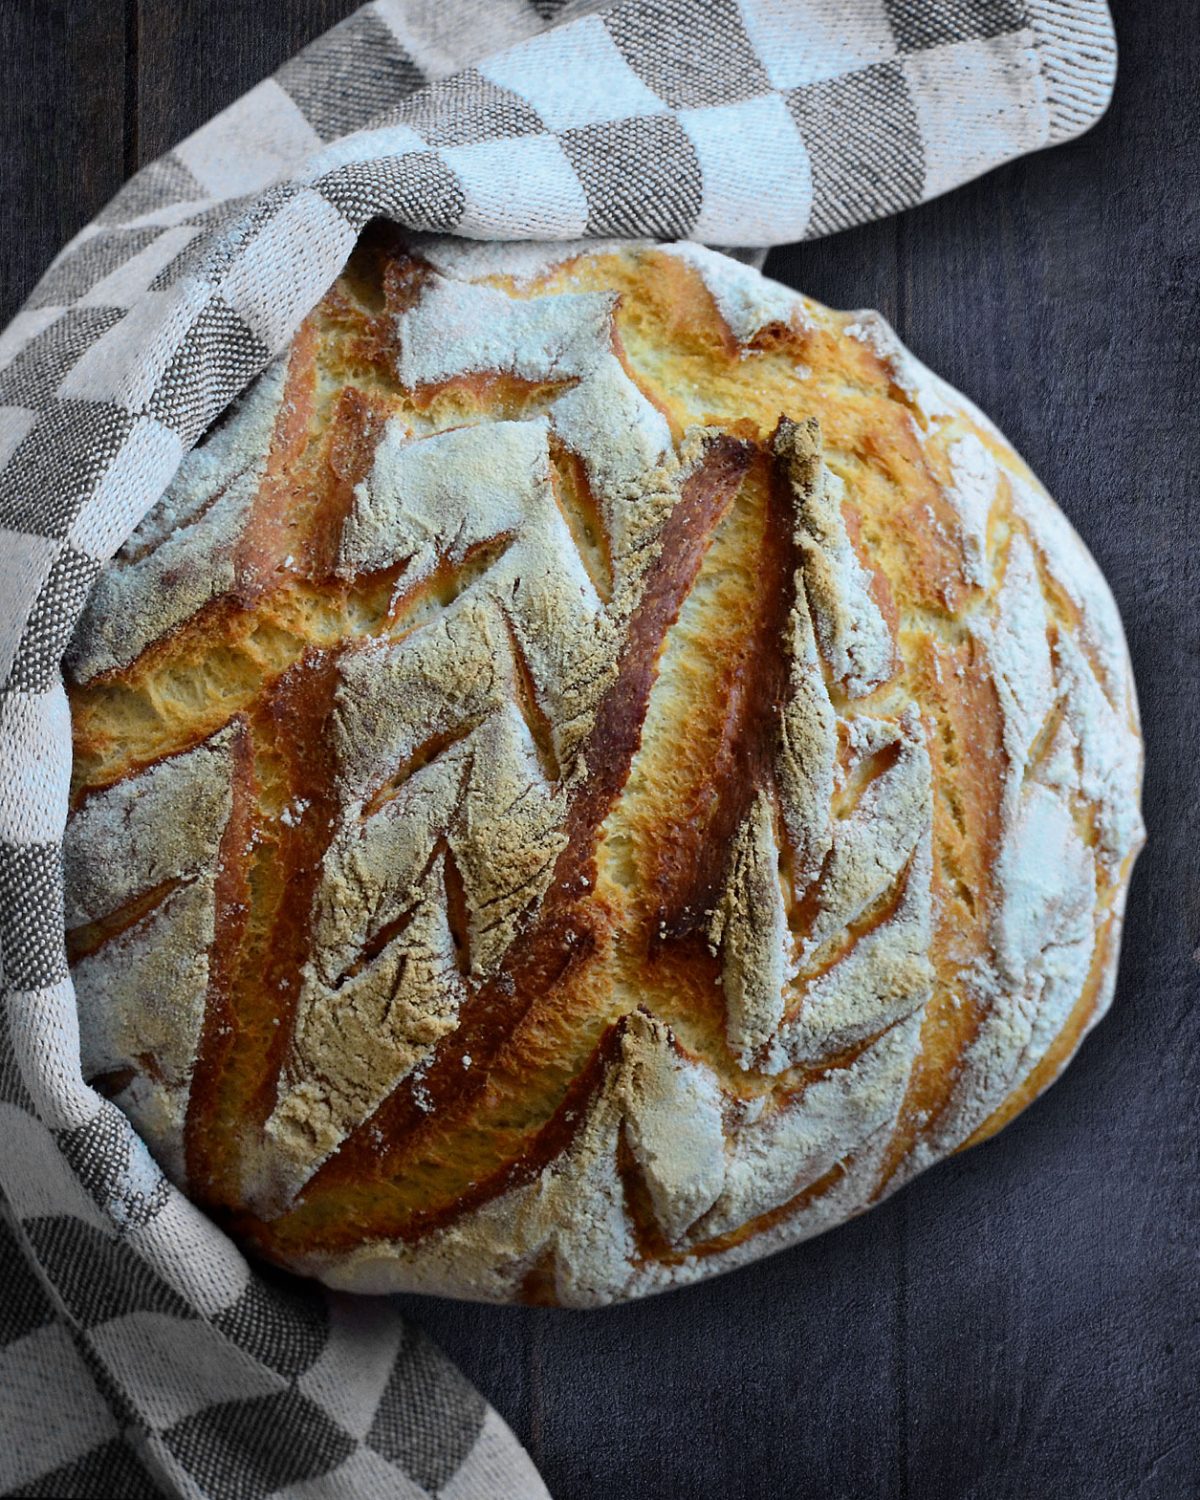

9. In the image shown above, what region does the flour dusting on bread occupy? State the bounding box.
[64,237,1143,1306]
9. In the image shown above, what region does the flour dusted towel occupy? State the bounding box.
[0,1,1115,1494]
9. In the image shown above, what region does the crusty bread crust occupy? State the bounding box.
[64,232,1144,1305]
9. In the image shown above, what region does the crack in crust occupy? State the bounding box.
[64,235,1144,1306]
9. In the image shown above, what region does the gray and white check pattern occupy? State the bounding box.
[0,1,1115,1494]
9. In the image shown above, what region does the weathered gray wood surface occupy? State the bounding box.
[3,4,1195,1496]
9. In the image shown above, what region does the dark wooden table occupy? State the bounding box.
[4,5,1196,1497]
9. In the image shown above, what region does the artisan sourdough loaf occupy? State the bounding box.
[64,233,1143,1305]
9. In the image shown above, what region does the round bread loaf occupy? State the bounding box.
[64,232,1144,1306]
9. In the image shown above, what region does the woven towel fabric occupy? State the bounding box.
[0,1,1115,1495]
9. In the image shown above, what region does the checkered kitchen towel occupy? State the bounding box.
[0,1,1115,1494]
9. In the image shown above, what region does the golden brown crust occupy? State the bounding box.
[64,234,1144,1305]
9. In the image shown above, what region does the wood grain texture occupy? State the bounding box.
[3,2,1197,1495]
